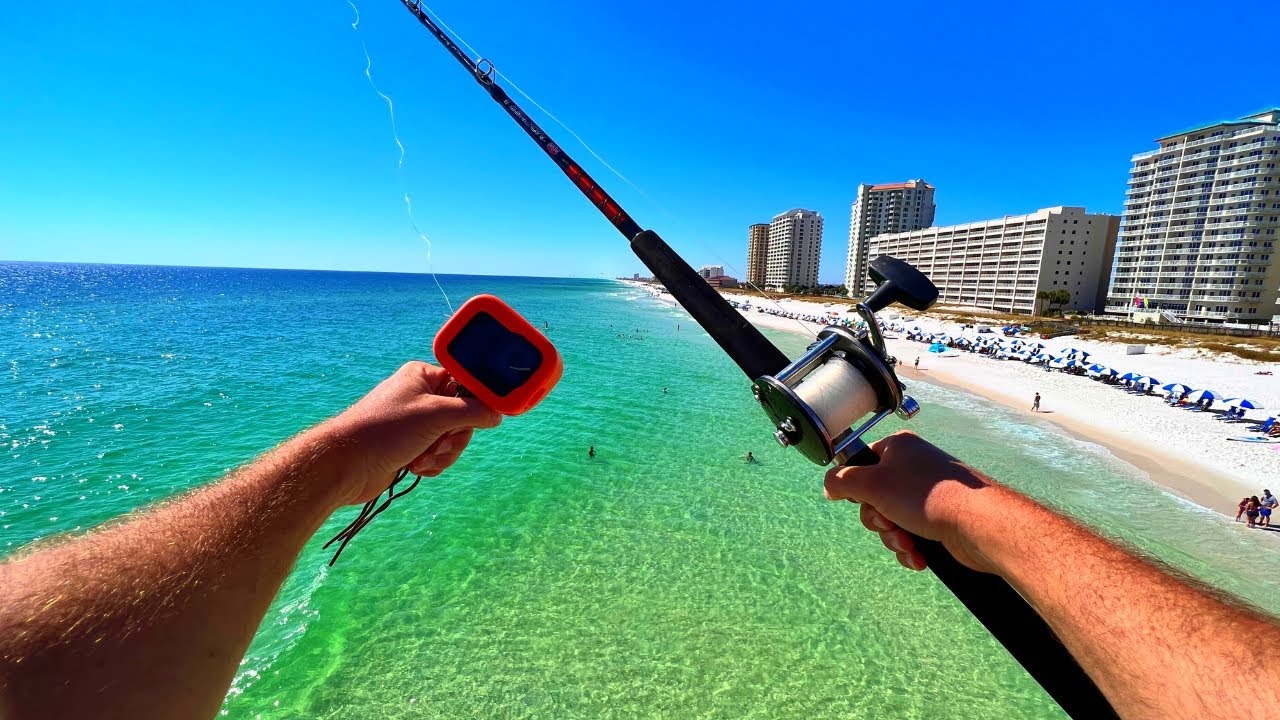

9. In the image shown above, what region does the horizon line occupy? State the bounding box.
[0,259,628,282]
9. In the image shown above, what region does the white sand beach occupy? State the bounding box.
[627,281,1279,515]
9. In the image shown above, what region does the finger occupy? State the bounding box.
[428,396,503,430]
[859,503,896,533]
[408,428,474,475]
[878,527,916,555]
[896,550,927,571]
[824,464,880,503]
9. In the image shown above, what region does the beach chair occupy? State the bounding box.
[1248,417,1276,434]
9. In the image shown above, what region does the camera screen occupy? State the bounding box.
[446,311,543,397]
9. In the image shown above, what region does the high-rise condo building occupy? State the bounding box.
[746,223,769,288]
[1107,110,1280,322]
[766,209,823,291]
[845,180,936,296]
[867,207,1119,314]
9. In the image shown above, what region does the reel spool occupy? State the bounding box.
[752,256,938,466]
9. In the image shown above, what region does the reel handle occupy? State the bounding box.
[835,453,1118,719]
[840,439,880,466]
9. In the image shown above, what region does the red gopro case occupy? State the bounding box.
[432,294,563,416]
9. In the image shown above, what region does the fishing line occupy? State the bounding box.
[412,1,813,337]
[348,0,454,317]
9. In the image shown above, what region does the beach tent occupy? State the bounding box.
[927,342,948,354]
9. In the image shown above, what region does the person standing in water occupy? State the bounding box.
[588,445,596,459]
[745,451,754,463]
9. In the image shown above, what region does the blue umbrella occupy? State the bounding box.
[1098,368,1118,377]
[1185,389,1217,403]
[1136,376,1160,386]
[1225,398,1264,410]
[1087,363,1106,373]
[1119,372,1139,381]
[1161,383,1192,396]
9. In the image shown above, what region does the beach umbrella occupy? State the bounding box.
[1098,368,1118,377]
[1087,363,1107,373]
[1029,354,1048,364]
[1119,372,1139,381]
[1225,398,1264,410]
[1135,376,1160,386]
[1185,389,1217,403]
[1160,383,1192,396]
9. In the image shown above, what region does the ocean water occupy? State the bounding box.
[3,263,1278,719]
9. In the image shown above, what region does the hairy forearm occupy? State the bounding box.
[0,425,348,720]
[972,488,1280,718]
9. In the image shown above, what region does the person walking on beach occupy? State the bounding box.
[1260,490,1277,528]
[1031,393,1041,413]
[914,356,919,369]
[1245,496,1262,528]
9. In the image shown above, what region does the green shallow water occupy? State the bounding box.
[3,264,1277,719]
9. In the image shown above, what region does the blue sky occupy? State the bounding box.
[1,1,1274,283]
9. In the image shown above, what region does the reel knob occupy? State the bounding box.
[864,256,938,313]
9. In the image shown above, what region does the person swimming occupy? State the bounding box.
[588,445,596,458]
[745,451,755,463]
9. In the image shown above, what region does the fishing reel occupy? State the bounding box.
[752,256,938,466]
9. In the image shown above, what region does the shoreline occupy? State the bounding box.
[622,281,1267,518]
[896,364,1245,514]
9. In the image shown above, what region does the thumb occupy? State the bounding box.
[430,396,503,430]
[824,463,884,504]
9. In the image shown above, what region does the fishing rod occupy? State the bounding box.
[393,2,1115,716]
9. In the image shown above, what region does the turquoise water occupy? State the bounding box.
[3,263,1278,719]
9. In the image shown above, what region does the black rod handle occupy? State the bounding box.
[839,453,1117,718]
[630,229,791,380]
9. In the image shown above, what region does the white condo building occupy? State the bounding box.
[1107,110,1280,322]
[765,209,823,291]
[845,180,936,296]
[867,207,1119,314]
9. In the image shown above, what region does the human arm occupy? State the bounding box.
[0,362,500,720]
[823,431,1280,720]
